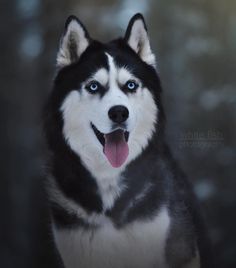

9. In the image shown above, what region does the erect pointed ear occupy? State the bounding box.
[124,13,156,67]
[56,15,91,68]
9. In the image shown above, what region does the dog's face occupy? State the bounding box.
[52,14,161,172]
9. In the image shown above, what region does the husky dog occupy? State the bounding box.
[44,14,211,268]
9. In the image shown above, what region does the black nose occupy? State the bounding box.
[108,105,129,123]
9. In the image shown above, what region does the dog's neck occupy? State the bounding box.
[49,128,166,213]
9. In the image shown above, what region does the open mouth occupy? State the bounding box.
[91,123,129,168]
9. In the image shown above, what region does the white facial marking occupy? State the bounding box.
[127,87,158,160]
[101,53,136,132]
[89,68,108,87]
[105,53,117,86]
[54,206,170,268]
[117,67,138,85]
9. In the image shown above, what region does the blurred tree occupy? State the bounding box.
[1,0,235,267]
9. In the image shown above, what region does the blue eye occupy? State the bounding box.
[87,81,100,93]
[90,83,98,91]
[126,81,138,91]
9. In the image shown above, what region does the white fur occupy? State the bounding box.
[117,67,137,85]
[54,206,170,268]
[57,19,89,67]
[127,19,156,67]
[90,68,108,86]
[60,53,157,210]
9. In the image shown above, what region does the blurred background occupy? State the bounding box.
[1,0,236,267]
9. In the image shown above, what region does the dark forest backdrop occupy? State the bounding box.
[1,0,236,267]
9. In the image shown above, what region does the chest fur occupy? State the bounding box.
[54,207,170,268]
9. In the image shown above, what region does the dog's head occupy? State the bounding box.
[47,14,163,172]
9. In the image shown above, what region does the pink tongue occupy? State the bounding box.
[104,130,129,168]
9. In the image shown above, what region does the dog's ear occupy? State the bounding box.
[56,15,90,68]
[124,13,156,67]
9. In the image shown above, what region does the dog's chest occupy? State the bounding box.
[54,207,170,268]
